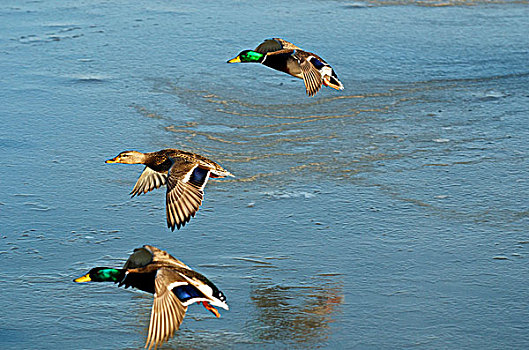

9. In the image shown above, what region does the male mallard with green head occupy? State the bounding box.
[227,38,344,97]
[74,245,229,350]
[106,149,233,231]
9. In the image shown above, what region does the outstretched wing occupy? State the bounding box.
[255,38,300,54]
[295,51,323,97]
[165,158,210,230]
[130,167,167,197]
[118,247,155,291]
[144,245,191,270]
[145,268,188,350]
[123,247,153,269]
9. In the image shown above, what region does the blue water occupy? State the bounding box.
[1,0,529,349]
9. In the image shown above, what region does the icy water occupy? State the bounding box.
[1,0,529,349]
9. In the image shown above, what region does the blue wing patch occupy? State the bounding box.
[310,57,325,70]
[189,167,209,187]
[173,284,203,302]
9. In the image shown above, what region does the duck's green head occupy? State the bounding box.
[74,267,124,283]
[227,50,264,63]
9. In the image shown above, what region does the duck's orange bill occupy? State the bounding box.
[105,157,118,163]
[201,301,221,318]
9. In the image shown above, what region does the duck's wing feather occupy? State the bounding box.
[118,246,193,293]
[144,245,191,269]
[255,38,300,54]
[145,268,188,350]
[124,247,154,269]
[117,247,155,291]
[295,51,323,97]
[274,38,301,50]
[130,167,167,197]
[255,38,283,53]
[166,158,210,230]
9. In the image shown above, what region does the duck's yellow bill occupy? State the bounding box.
[105,158,117,163]
[74,274,92,283]
[227,56,241,63]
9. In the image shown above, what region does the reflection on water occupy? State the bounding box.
[247,278,344,345]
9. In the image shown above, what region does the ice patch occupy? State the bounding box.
[261,191,316,199]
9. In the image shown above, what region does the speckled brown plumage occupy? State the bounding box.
[106,149,233,231]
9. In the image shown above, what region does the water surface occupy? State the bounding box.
[1,0,529,349]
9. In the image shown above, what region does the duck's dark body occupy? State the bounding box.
[118,246,225,302]
[228,38,344,97]
[262,52,302,78]
[74,245,229,350]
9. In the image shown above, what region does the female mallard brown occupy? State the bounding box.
[74,245,229,350]
[227,38,344,97]
[106,149,233,231]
